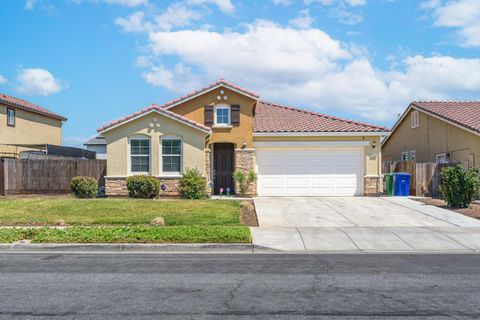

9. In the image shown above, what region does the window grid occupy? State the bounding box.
[130,139,150,173]
[7,108,15,126]
[162,139,182,173]
[215,107,230,125]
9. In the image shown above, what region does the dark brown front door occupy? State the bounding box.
[213,143,235,194]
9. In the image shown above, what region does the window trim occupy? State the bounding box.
[436,153,448,164]
[160,136,183,176]
[128,135,151,175]
[409,149,416,160]
[6,108,15,127]
[411,110,419,128]
[214,104,231,126]
[401,151,410,161]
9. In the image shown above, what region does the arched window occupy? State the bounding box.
[129,135,150,174]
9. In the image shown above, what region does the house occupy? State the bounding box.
[97,79,389,197]
[382,101,480,167]
[0,93,67,158]
[84,136,107,159]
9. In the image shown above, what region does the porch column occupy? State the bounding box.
[205,148,212,182]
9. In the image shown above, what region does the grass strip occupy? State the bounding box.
[0,226,251,244]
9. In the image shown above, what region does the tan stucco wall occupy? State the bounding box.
[382,108,480,167]
[102,111,208,177]
[0,104,63,156]
[253,135,382,176]
[168,85,257,149]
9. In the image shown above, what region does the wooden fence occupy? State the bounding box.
[382,160,450,197]
[0,158,106,195]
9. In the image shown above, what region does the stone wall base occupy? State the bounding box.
[105,177,181,197]
[364,176,382,196]
[234,149,257,196]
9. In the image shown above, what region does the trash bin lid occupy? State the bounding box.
[394,172,411,176]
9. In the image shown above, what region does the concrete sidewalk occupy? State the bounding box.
[250,226,480,252]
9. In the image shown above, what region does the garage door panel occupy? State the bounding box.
[256,148,363,197]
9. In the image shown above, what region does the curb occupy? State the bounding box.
[0,242,256,253]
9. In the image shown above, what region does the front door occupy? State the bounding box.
[213,143,235,194]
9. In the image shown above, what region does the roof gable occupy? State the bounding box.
[254,101,389,133]
[97,104,211,134]
[0,93,66,121]
[161,79,259,110]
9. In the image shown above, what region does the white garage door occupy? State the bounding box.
[256,148,363,196]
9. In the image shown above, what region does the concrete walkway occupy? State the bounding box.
[251,197,480,252]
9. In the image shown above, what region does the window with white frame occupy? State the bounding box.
[161,137,182,174]
[411,110,419,128]
[401,151,410,161]
[130,137,150,173]
[214,105,230,125]
[7,108,15,127]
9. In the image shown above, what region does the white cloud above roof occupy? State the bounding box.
[16,68,64,96]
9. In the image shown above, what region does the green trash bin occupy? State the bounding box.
[384,173,394,196]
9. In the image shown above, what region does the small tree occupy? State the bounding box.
[233,169,257,196]
[179,168,207,199]
[440,165,480,208]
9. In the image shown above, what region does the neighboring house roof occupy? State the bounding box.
[0,93,67,121]
[412,101,480,135]
[254,101,389,133]
[383,101,480,146]
[161,79,259,110]
[97,103,211,133]
[84,135,106,146]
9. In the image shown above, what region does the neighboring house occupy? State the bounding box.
[0,93,67,158]
[97,79,389,197]
[84,136,107,159]
[382,101,480,168]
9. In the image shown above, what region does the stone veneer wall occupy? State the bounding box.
[234,148,256,195]
[105,177,181,197]
[205,149,211,182]
[364,176,382,196]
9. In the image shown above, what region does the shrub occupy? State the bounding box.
[440,165,480,208]
[233,169,257,196]
[126,176,160,199]
[70,176,98,198]
[178,168,207,199]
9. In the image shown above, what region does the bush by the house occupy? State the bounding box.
[178,168,207,199]
[126,176,160,199]
[70,176,98,198]
[233,169,257,196]
[440,165,480,208]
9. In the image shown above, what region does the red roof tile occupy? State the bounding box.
[254,101,389,133]
[0,93,67,121]
[411,101,480,134]
[97,103,211,133]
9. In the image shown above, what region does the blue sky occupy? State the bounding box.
[1,0,480,146]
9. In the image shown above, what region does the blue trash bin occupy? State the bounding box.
[393,172,411,196]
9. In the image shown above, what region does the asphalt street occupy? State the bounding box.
[0,253,479,319]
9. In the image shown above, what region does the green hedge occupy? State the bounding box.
[126,176,160,199]
[70,176,98,198]
[440,165,480,208]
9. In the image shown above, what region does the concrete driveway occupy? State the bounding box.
[251,197,480,253]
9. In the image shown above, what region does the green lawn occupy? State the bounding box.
[0,198,241,226]
[0,226,250,243]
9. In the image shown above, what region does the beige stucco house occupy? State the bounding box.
[382,101,480,168]
[0,93,66,157]
[97,79,389,197]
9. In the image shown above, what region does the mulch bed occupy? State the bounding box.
[415,198,480,220]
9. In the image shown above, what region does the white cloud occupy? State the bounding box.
[305,0,366,6]
[115,4,202,33]
[0,75,7,84]
[272,0,292,5]
[25,0,37,10]
[16,68,64,96]
[187,0,235,13]
[136,20,480,121]
[289,9,314,29]
[425,0,480,47]
[305,0,366,24]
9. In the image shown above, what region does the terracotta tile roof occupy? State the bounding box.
[411,101,480,134]
[254,101,389,133]
[97,103,211,133]
[160,78,259,110]
[0,93,67,121]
